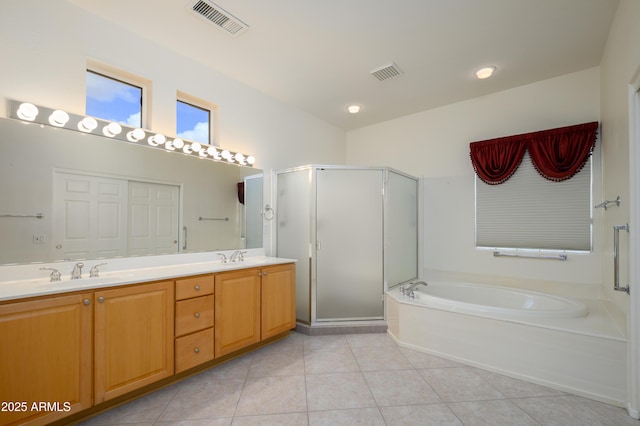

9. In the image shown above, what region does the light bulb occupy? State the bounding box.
[148,133,165,146]
[172,138,184,149]
[221,150,231,159]
[234,153,245,162]
[246,156,256,165]
[127,128,145,142]
[78,117,98,133]
[182,144,192,154]
[164,140,176,151]
[102,122,122,137]
[17,103,39,121]
[475,66,496,79]
[347,105,361,114]
[49,110,69,127]
[207,146,218,156]
[199,150,208,158]
[191,142,202,152]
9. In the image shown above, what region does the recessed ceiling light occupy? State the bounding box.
[475,66,496,79]
[347,105,361,114]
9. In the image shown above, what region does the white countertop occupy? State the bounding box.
[0,250,296,302]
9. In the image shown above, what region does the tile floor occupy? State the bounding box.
[78,332,638,425]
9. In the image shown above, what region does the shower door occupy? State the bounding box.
[315,168,384,321]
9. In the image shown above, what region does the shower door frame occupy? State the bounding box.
[627,77,640,419]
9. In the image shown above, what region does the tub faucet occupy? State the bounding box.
[403,280,428,295]
[71,262,84,279]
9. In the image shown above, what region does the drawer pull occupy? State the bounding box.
[98,296,105,303]
[194,285,201,291]
[194,347,200,354]
[194,312,200,319]
[83,298,91,305]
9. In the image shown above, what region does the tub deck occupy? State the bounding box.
[386,290,627,406]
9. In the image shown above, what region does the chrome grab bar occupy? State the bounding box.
[0,213,44,219]
[613,223,630,294]
[493,251,567,261]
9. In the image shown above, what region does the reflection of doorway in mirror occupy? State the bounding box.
[128,181,180,256]
[53,172,128,261]
[52,172,180,261]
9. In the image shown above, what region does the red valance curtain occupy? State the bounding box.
[469,138,527,185]
[470,122,598,184]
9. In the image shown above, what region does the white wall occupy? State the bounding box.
[0,0,346,257]
[599,0,640,311]
[347,68,602,296]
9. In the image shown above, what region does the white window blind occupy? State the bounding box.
[475,152,591,251]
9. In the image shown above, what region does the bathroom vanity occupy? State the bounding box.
[0,255,296,426]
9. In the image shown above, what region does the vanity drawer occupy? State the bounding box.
[175,328,214,373]
[175,295,214,336]
[175,275,214,300]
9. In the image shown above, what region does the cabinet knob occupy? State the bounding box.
[194,312,200,319]
[83,298,91,305]
[98,296,105,303]
[194,347,200,354]
[263,271,267,276]
[194,285,200,291]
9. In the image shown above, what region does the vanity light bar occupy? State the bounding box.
[8,101,256,167]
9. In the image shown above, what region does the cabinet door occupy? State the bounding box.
[214,269,261,357]
[261,263,296,340]
[0,293,92,426]
[95,281,174,403]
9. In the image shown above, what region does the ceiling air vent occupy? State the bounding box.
[188,0,249,37]
[370,62,403,81]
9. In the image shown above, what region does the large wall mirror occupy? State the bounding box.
[0,117,263,265]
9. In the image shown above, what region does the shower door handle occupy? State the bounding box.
[613,223,630,294]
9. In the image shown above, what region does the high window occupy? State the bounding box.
[176,100,210,145]
[86,70,143,127]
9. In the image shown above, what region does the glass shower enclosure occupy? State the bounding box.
[276,165,418,325]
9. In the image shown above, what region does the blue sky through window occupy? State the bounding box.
[86,71,142,127]
[177,100,210,144]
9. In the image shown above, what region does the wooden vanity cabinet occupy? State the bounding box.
[0,261,295,425]
[261,263,296,340]
[214,268,262,357]
[214,263,296,357]
[94,280,174,403]
[0,293,93,426]
[174,275,215,373]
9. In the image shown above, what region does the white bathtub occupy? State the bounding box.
[404,281,588,319]
[386,281,627,406]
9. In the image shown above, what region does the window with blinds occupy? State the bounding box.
[475,152,591,251]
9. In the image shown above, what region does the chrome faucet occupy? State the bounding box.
[401,280,428,297]
[218,253,228,264]
[229,250,246,262]
[70,262,84,279]
[90,262,107,278]
[40,267,61,282]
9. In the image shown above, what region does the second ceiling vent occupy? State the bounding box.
[188,0,249,37]
[370,62,403,82]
